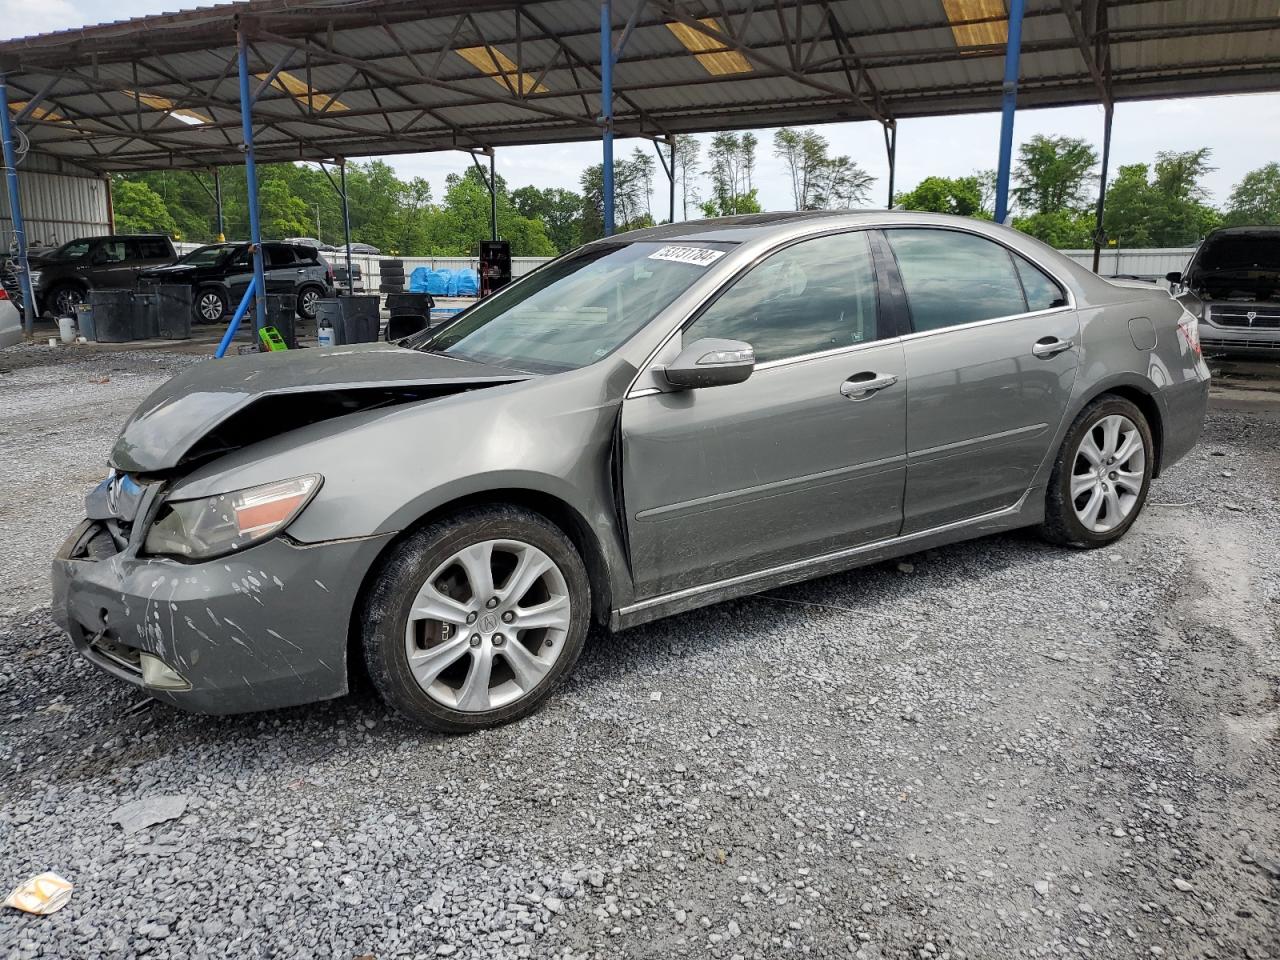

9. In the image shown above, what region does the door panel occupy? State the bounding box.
[622,340,907,598]
[901,314,1080,531]
[881,227,1082,532]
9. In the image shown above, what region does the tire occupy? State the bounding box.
[381,259,404,270]
[296,285,324,320]
[49,282,86,317]
[1040,395,1154,548]
[379,283,405,294]
[193,287,227,323]
[361,505,590,732]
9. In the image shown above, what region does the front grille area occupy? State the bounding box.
[1210,304,1280,329]
[1202,336,1280,351]
[71,520,130,561]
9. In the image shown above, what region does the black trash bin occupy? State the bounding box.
[146,284,194,340]
[384,292,434,317]
[263,294,298,349]
[73,302,96,341]
[316,295,379,345]
[130,290,159,340]
[88,290,134,343]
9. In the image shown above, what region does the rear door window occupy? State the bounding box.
[684,230,881,364]
[1013,255,1068,311]
[885,228,1028,332]
[97,240,128,263]
[265,245,297,268]
[130,237,173,260]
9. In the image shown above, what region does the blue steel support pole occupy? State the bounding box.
[993,0,1026,225]
[600,0,614,237]
[236,23,268,339]
[215,280,261,358]
[0,74,36,334]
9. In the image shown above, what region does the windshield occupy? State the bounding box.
[177,244,237,266]
[46,239,93,261]
[416,241,734,373]
[1193,235,1280,275]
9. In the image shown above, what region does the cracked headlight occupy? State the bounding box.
[144,475,322,560]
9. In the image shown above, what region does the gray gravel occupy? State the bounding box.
[2,342,1278,959]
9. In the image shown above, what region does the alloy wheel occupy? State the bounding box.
[55,288,84,314]
[1070,414,1146,533]
[403,538,571,712]
[198,292,224,322]
[300,288,319,318]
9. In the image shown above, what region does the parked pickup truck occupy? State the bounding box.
[29,235,177,316]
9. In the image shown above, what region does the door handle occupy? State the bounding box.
[840,372,898,400]
[1032,336,1074,359]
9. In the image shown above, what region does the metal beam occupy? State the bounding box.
[235,22,267,339]
[1091,102,1113,273]
[0,73,36,332]
[653,1,886,122]
[601,0,614,236]
[1059,0,1110,106]
[883,120,896,208]
[993,0,1026,225]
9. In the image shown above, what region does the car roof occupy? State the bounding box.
[1203,226,1280,239]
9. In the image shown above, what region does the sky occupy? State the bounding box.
[6,0,1279,213]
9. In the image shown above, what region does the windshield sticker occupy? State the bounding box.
[648,245,725,267]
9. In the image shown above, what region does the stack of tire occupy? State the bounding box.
[379,259,405,295]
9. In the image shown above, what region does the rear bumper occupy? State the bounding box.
[1158,374,1210,473]
[52,522,392,715]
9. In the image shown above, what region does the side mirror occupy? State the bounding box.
[1165,271,1182,284]
[663,337,755,390]
[386,314,429,341]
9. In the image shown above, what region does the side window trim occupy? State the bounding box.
[881,225,1075,338]
[678,226,888,369]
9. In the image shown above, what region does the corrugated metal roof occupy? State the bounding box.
[0,0,1276,172]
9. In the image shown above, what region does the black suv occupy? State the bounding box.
[141,241,336,322]
[29,235,177,316]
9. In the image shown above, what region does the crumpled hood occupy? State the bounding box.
[112,343,529,473]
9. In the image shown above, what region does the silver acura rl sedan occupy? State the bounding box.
[53,212,1210,731]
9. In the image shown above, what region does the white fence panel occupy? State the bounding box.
[1060,247,1197,278]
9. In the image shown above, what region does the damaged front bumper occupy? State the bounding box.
[52,518,392,715]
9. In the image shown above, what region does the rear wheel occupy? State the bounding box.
[361,505,590,732]
[1040,395,1153,548]
[296,285,324,320]
[193,287,227,323]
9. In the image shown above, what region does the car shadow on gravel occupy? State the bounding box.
[572,526,1071,688]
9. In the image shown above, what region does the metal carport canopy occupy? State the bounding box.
[0,0,1277,173]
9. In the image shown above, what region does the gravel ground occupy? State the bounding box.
[1,343,1277,960]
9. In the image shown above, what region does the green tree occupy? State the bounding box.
[1012,209,1095,247]
[512,186,583,253]
[894,175,986,217]
[1012,134,1098,216]
[673,134,702,220]
[111,179,177,235]
[1103,150,1221,246]
[1223,162,1280,226]
[706,132,760,215]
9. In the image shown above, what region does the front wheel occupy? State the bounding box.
[361,506,590,732]
[193,287,227,323]
[1040,395,1154,548]
[50,283,86,316]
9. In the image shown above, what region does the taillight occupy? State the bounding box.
[0,288,8,300]
[1176,308,1201,356]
